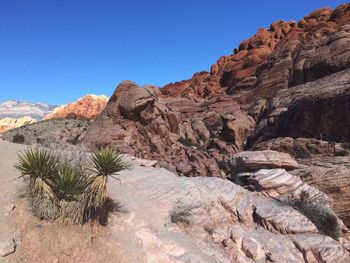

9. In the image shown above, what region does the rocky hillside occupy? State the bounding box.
[44,94,108,121]
[82,3,350,227]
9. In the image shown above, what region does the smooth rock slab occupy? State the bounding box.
[0,236,15,257]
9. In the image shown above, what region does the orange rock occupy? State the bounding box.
[44,94,108,120]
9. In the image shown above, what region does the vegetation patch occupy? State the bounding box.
[286,192,342,240]
[335,149,349,156]
[178,137,207,152]
[15,147,127,225]
[170,205,194,227]
[341,142,350,150]
[13,134,25,144]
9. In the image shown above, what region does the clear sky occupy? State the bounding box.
[0,0,347,105]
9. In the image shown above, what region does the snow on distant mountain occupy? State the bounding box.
[0,100,57,120]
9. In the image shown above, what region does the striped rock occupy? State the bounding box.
[247,169,331,203]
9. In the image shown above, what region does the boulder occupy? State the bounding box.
[220,111,255,151]
[231,150,299,173]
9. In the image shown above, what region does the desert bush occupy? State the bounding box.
[66,134,80,145]
[335,149,349,156]
[178,137,207,152]
[341,142,350,150]
[287,192,341,240]
[13,133,25,144]
[301,202,341,239]
[170,206,193,226]
[15,147,126,225]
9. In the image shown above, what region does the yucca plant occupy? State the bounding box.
[87,148,126,208]
[55,163,88,224]
[15,148,59,220]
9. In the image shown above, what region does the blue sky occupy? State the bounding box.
[0,0,346,105]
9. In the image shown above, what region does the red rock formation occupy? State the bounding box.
[85,3,350,169]
[44,94,108,121]
[163,3,350,102]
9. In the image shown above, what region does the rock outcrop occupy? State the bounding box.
[44,94,108,120]
[83,81,246,177]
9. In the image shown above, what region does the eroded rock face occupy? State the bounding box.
[44,94,108,120]
[251,69,350,144]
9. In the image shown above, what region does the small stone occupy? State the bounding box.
[4,204,16,215]
[211,230,226,244]
[0,237,16,257]
[241,237,264,261]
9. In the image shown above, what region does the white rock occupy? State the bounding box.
[0,237,15,257]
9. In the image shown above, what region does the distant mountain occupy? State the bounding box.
[44,94,108,120]
[0,95,108,133]
[0,100,57,120]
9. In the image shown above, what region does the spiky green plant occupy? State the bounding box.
[15,148,59,219]
[55,164,87,200]
[88,148,126,208]
[55,163,88,224]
